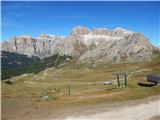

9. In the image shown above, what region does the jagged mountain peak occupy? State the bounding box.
[39,34,56,39]
[71,26,90,35]
[111,27,134,37]
[91,28,109,35]
[38,34,66,40]
[71,26,134,37]
[16,35,32,38]
[2,26,159,65]
[114,27,133,33]
[114,27,129,31]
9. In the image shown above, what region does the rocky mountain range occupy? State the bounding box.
[2,26,160,66]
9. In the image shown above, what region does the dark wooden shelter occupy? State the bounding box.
[147,74,160,85]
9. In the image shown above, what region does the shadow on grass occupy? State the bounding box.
[106,87,117,91]
[138,82,156,87]
[3,80,13,85]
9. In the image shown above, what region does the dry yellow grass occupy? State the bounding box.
[2,56,160,107]
[1,57,160,120]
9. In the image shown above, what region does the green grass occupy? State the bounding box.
[2,56,160,108]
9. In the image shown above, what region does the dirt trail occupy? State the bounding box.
[64,98,160,120]
[23,69,150,85]
[2,96,160,120]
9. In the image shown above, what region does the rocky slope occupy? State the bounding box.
[2,26,159,66]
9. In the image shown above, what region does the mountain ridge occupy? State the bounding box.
[2,26,160,66]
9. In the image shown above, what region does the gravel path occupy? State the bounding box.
[64,99,160,120]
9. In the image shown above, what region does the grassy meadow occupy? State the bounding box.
[2,56,160,108]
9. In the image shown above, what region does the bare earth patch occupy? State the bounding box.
[2,96,160,120]
[63,96,160,120]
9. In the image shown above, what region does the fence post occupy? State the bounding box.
[68,81,71,96]
[117,74,120,87]
[124,73,127,87]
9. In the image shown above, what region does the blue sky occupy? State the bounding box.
[1,1,160,46]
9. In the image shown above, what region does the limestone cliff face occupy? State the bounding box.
[2,35,65,58]
[77,33,158,65]
[2,26,159,65]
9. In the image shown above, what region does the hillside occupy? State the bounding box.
[2,53,160,120]
[1,51,71,80]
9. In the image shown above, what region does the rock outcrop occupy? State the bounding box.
[2,26,159,66]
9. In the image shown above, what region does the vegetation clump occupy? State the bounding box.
[1,51,72,80]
